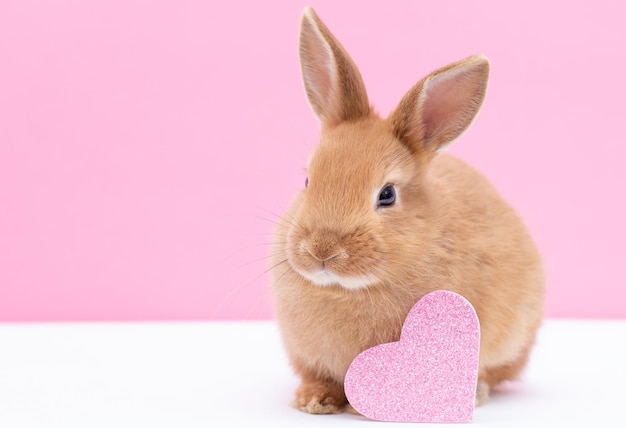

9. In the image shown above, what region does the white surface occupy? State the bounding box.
[0,320,625,427]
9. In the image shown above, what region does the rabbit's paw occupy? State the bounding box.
[294,380,347,414]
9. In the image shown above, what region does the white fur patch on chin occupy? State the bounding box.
[298,269,376,290]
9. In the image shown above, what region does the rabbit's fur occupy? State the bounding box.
[272,7,544,414]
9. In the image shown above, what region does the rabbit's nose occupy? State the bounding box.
[309,248,340,264]
[306,229,342,262]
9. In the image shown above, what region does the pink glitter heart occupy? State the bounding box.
[344,290,480,423]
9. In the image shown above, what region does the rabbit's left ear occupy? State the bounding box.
[390,55,490,155]
[299,7,370,127]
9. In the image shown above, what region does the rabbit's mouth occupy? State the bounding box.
[296,266,377,290]
[286,226,383,290]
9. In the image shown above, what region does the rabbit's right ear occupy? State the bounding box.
[299,7,370,127]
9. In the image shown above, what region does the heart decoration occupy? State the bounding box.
[344,290,480,423]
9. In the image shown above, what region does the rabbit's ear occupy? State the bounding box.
[299,7,370,126]
[390,55,489,155]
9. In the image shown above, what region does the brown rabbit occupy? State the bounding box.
[271,7,544,414]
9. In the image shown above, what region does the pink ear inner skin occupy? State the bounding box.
[344,290,480,423]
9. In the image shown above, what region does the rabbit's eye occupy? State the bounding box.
[378,185,396,207]
[305,177,309,188]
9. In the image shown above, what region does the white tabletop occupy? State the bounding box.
[1,320,625,427]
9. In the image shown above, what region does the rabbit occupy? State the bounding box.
[271,7,544,414]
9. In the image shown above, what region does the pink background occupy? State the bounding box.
[1,1,624,321]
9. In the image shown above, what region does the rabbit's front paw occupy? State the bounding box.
[294,379,347,414]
